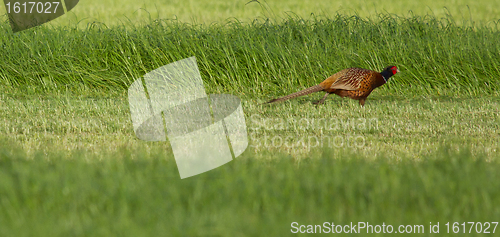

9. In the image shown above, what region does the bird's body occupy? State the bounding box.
[265,66,399,106]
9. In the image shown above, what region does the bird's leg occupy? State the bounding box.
[314,92,330,105]
[359,98,366,106]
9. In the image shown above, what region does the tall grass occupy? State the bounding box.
[1,14,499,97]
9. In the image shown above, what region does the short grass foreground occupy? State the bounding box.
[1,94,500,236]
[1,139,500,236]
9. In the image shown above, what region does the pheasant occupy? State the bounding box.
[265,66,399,106]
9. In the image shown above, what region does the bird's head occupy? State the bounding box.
[381,65,399,81]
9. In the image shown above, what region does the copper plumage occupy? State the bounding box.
[265,66,399,106]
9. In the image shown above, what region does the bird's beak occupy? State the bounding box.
[397,68,400,73]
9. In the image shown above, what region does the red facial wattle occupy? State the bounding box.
[391,67,399,75]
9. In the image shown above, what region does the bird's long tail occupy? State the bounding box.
[265,85,324,104]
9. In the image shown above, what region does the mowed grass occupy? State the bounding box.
[1,7,500,236]
[1,0,500,26]
[1,138,500,236]
[1,94,499,160]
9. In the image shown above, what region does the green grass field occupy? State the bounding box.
[2,0,500,25]
[1,0,500,236]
